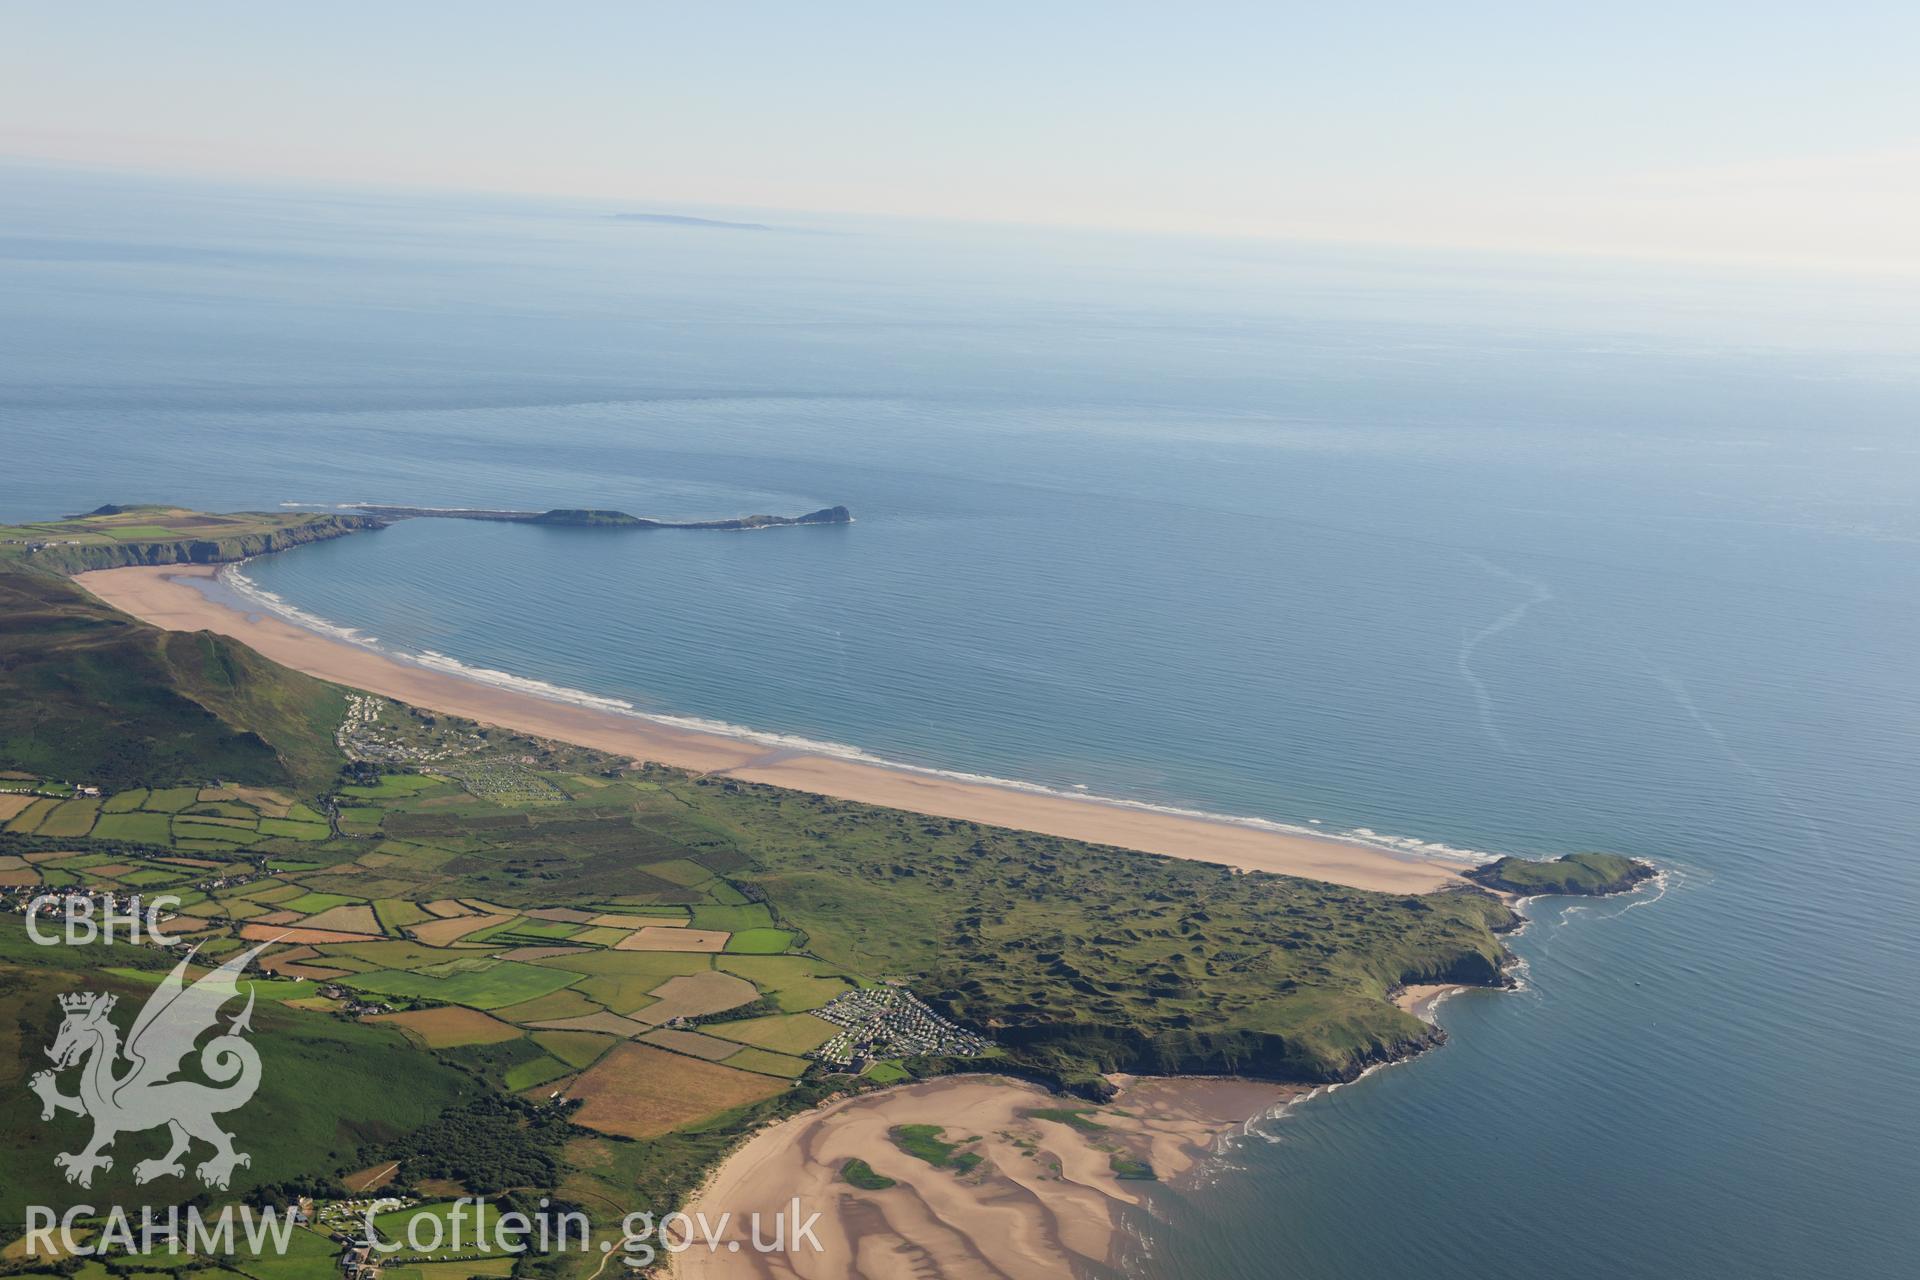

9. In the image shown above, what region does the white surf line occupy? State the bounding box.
[211,559,1503,867]
[1594,865,1678,919]
[1457,555,1554,757]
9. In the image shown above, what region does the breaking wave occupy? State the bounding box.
[216,561,1498,868]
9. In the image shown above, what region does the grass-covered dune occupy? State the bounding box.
[0,567,347,791]
[678,778,1520,1093]
[0,504,378,574]
[1467,851,1655,897]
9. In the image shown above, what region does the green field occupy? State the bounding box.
[499,918,580,939]
[704,1013,836,1054]
[724,927,796,954]
[503,1055,571,1091]
[370,1200,521,1260]
[342,775,443,799]
[373,898,434,929]
[229,1223,345,1280]
[4,798,56,833]
[716,956,853,1011]
[173,818,262,844]
[118,866,187,887]
[144,786,204,812]
[722,1047,811,1078]
[533,1029,617,1068]
[36,797,100,837]
[89,811,175,842]
[343,960,587,1010]
[281,891,353,913]
[688,903,776,932]
[260,817,331,840]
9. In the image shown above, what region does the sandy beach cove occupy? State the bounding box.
[75,563,1465,895]
[671,1073,1301,1280]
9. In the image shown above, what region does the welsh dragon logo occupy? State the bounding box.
[30,943,269,1190]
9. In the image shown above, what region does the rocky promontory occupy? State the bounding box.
[352,503,852,530]
[1466,851,1656,897]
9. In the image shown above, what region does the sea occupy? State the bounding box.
[3,163,1915,1279]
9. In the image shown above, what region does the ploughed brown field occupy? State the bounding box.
[568,1042,788,1138]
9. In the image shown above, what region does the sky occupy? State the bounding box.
[4,1,1918,272]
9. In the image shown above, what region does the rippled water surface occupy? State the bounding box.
[4,165,1916,1278]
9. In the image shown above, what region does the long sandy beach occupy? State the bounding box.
[76,564,1465,894]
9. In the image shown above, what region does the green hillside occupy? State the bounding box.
[0,567,347,792]
[0,924,472,1222]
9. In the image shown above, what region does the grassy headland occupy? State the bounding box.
[1467,851,1655,896]
[0,505,379,574]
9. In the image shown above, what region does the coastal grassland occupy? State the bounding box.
[0,505,380,575]
[666,775,1520,1089]
[0,568,347,792]
[1469,851,1655,896]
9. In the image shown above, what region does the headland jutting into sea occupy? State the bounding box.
[3,500,1666,1279]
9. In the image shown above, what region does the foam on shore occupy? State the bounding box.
[216,561,1497,868]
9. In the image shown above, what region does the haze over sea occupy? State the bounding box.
[4,165,1916,1278]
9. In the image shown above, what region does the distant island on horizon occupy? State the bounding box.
[610,211,772,231]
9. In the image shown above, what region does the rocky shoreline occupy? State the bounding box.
[351,502,853,529]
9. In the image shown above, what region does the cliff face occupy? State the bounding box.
[26,515,381,574]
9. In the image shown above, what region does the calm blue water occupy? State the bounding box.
[3,164,1916,1278]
